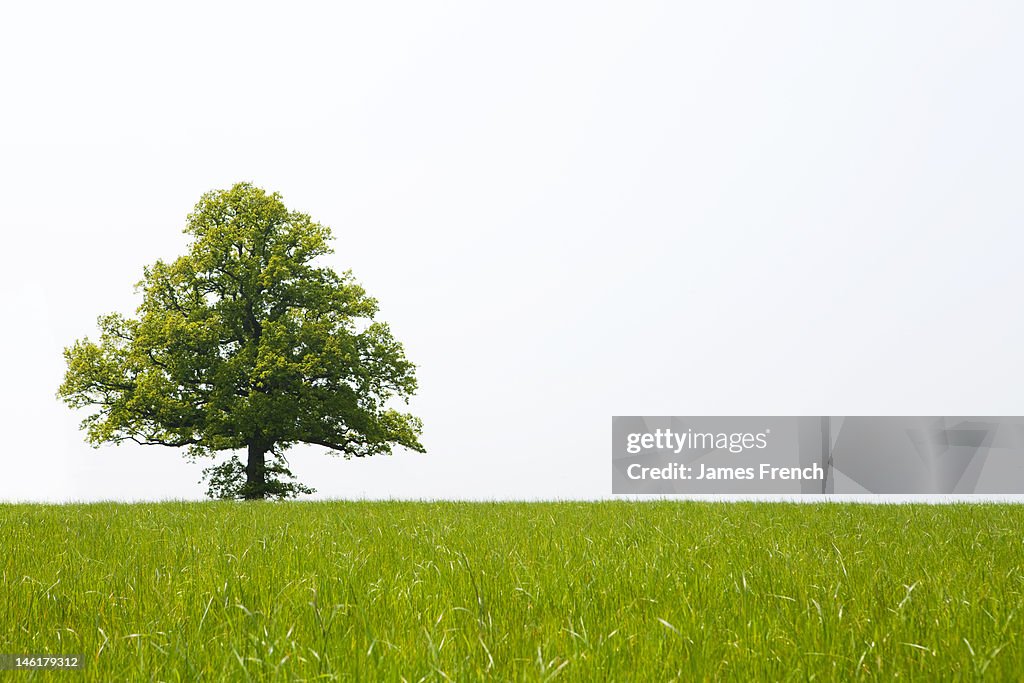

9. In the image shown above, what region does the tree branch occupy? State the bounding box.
[124,435,202,448]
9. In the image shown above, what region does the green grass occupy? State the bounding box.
[1,501,1023,681]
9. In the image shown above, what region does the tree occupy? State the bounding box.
[59,183,424,499]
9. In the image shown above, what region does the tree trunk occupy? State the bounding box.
[245,442,267,499]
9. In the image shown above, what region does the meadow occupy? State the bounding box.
[1,501,1023,681]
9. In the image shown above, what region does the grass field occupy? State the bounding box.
[1,501,1023,681]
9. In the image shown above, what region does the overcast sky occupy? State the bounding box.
[2,1,1023,502]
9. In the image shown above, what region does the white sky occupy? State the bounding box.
[2,1,1024,502]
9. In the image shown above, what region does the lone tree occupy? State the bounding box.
[59,183,424,499]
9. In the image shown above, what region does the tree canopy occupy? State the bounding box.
[59,183,424,499]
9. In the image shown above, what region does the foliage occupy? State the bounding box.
[200,452,315,500]
[58,183,423,498]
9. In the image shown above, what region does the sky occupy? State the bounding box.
[2,1,1024,502]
